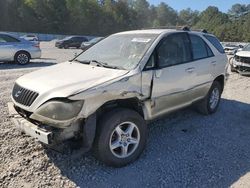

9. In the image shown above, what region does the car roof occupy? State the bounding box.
[115,29,215,37]
[0,32,21,39]
[0,32,14,36]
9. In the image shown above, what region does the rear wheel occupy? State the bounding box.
[15,51,30,65]
[196,81,222,115]
[93,108,147,167]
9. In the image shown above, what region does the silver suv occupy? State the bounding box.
[9,28,228,167]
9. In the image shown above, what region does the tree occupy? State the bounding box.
[0,0,249,42]
[228,3,249,17]
[178,8,199,26]
[132,0,150,28]
[155,2,178,26]
[194,6,229,40]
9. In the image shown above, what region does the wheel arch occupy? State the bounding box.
[214,75,225,92]
[96,98,145,120]
[14,50,31,59]
[82,98,145,153]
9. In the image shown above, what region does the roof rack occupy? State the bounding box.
[192,29,208,33]
[141,26,208,33]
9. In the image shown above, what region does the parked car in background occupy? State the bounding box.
[80,37,104,51]
[20,34,39,41]
[223,44,241,55]
[0,32,41,65]
[55,36,88,49]
[230,43,250,75]
[9,28,227,167]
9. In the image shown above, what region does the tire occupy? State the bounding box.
[196,81,222,115]
[93,108,147,167]
[14,51,30,65]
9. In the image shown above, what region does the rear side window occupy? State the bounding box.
[0,34,19,42]
[203,35,225,53]
[190,34,214,60]
[74,37,87,42]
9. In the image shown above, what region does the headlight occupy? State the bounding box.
[34,99,84,121]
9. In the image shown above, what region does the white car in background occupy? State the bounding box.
[223,44,241,55]
[20,34,39,42]
[0,32,41,65]
[230,43,250,75]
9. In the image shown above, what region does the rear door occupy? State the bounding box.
[188,34,215,99]
[150,33,197,118]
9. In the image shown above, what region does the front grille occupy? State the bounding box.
[235,55,250,64]
[238,65,250,72]
[12,84,39,106]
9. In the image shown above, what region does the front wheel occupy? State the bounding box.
[196,81,222,115]
[93,108,147,167]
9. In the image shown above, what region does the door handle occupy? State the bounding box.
[185,67,195,73]
[211,61,217,66]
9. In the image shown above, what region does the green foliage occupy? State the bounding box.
[0,0,249,41]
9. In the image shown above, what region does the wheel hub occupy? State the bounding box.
[109,122,140,158]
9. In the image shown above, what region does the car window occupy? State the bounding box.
[79,37,87,42]
[190,34,214,60]
[203,35,225,53]
[144,54,155,70]
[157,33,192,68]
[0,34,19,43]
[206,44,214,57]
[74,37,86,42]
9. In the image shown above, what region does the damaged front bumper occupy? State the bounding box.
[7,102,81,145]
[231,60,250,75]
[8,102,52,144]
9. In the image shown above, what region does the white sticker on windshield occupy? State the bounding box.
[132,38,151,43]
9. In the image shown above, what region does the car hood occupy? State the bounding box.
[236,51,250,58]
[15,62,128,108]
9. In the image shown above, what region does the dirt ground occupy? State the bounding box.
[0,42,250,188]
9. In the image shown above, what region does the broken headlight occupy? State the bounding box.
[34,99,84,121]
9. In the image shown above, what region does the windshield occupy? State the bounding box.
[75,33,158,70]
[242,44,250,51]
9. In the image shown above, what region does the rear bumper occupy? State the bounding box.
[30,48,42,59]
[8,102,52,144]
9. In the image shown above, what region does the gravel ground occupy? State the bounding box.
[0,42,250,188]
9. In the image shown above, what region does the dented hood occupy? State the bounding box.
[15,62,128,110]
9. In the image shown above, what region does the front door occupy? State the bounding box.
[150,33,196,118]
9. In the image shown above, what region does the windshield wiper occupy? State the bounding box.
[90,60,125,70]
[73,59,90,64]
[73,59,125,70]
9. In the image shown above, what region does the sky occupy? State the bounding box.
[148,0,250,12]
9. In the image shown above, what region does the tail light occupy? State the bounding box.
[33,42,40,48]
